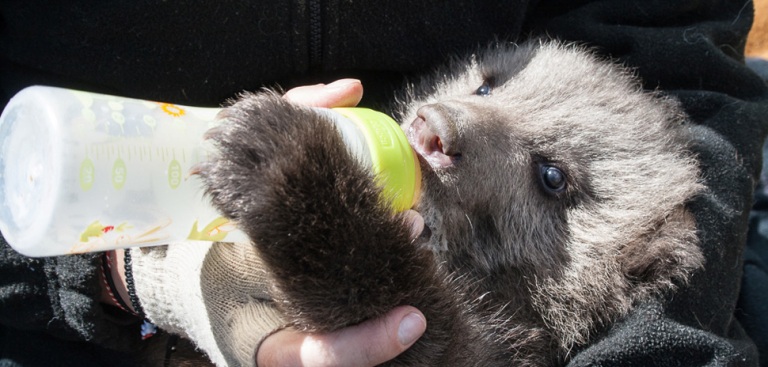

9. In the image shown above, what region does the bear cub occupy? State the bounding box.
[199,41,704,366]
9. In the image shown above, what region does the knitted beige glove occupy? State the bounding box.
[130,242,286,367]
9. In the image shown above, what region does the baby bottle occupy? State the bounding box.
[0,86,420,257]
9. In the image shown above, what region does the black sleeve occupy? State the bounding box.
[526,1,768,365]
[739,141,768,367]
[0,237,141,353]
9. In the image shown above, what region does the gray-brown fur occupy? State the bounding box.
[199,41,704,366]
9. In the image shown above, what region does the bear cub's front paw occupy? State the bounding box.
[196,91,363,236]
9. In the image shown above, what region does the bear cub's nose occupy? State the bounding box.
[409,104,461,168]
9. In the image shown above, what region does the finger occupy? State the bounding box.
[256,328,305,367]
[307,306,426,367]
[283,79,363,108]
[257,306,426,367]
[401,209,426,241]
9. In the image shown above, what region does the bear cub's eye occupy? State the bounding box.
[539,164,567,194]
[475,81,492,96]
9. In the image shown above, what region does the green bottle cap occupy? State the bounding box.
[333,107,421,212]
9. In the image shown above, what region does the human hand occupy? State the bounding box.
[257,304,426,367]
[104,79,427,367]
[255,79,427,367]
[200,208,426,367]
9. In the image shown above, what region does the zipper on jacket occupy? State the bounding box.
[308,0,322,70]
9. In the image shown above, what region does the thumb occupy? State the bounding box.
[283,79,363,108]
[257,306,426,367]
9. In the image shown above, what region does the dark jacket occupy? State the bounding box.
[1,0,767,366]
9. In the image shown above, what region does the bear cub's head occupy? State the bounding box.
[395,42,704,347]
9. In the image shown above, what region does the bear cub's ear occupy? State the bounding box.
[618,205,703,297]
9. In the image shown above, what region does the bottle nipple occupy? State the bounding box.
[322,107,421,212]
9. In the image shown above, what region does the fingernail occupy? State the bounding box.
[403,210,425,241]
[409,216,425,239]
[325,79,360,90]
[397,312,426,346]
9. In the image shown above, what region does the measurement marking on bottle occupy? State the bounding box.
[142,145,151,162]
[80,158,95,191]
[112,158,127,189]
[89,145,97,160]
[168,159,182,189]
